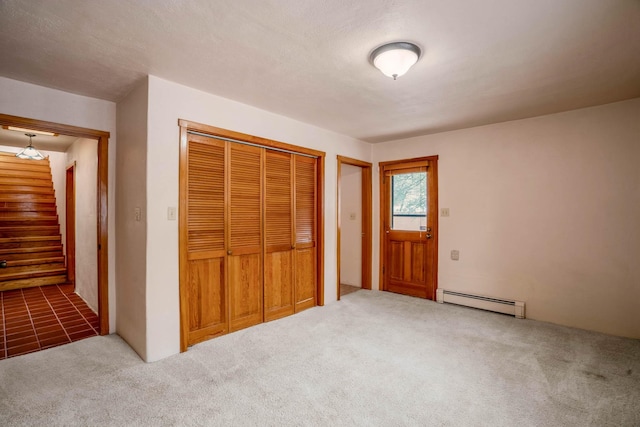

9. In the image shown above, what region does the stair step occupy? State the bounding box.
[0,194,56,203]
[0,153,66,291]
[0,156,50,172]
[0,275,68,292]
[0,185,55,195]
[0,245,63,257]
[0,236,61,249]
[0,235,61,244]
[0,256,64,267]
[0,226,60,237]
[0,203,57,212]
[0,152,50,162]
[0,169,51,180]
[0,263,65,278]
[0,216,59,226]
[0,250,64,261]
[0,176,53,187]
[0,210,57,218]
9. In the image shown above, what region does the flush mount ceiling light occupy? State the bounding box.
[16,133,46,160]
[370,42,421,80]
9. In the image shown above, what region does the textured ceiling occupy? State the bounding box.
[0,0,638,143]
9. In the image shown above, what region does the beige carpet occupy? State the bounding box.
[1,290,638,426]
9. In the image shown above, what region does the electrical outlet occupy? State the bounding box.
[349,212,356,220]
[440,208,450,217]
[167,207,177,221]
[451,250,460,261]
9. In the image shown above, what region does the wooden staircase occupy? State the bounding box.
[0,152,67,291]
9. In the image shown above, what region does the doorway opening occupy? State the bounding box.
[0,113,109,359]
[379,156,438,300]
[337,156,372,300]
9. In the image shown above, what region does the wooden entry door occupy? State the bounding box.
[380,157,438,300]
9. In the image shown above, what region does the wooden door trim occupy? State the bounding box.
[379,156,439,168]
[316,155,325,306]
[178,125,189,352]
[378,155,438,298]
[178,120,326,350]
[0,113,110,334]
[65,164,76,287]
[178,119,325,158]
[336,155,372,301]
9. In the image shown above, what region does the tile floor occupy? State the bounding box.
[340,283,362,297]
[0,284,99,359]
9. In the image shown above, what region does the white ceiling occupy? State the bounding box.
[0,0,638,143]
[0,127,78,152]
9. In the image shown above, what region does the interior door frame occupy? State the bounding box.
[0,113,110,334]
[378,155,438,299]
[336,155,372,301]
[65,163,76,287]
[178,119,326,352]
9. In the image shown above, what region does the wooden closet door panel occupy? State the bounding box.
[264,151,294,321]
[294,155,317,312]
[228,143,263,332]
[228,253,262,330]
[185,136,227,344]
[187,257,225,342]
[295,247,316,311]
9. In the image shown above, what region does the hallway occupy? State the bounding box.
[0,284,99,359]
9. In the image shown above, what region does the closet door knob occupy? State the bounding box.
[227,250,233,255]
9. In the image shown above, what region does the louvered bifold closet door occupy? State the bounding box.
[185,135,227,345]
[294,155,317,312]
[264,151,295,321]
[228,143,264,332]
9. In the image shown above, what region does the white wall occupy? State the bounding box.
[0,76,117,332]
[372,98,640,339]
[144,75,372,361]
[65,138,98,311]
[340,164,362,287]
[48,151,67,256]
[115,78,149,361]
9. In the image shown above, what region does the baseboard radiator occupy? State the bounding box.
[436,289,525,319]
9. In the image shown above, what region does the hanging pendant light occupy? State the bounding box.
[370,42,422,80]
[16,133,46,160]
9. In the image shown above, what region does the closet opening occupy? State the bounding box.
[178,120,325,352]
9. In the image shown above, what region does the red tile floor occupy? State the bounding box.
[0,284,99,359]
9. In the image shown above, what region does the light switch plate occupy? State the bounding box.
[441,208,450,217]
[349,213,356,220]
[167,207,177,221]
[451,250,459,261]
[134,207,141,222]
